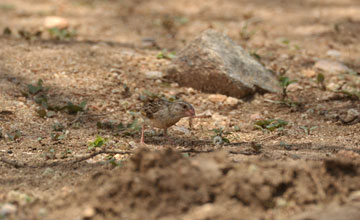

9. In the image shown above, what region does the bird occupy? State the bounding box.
[140,97,195,144]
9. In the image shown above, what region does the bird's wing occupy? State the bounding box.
[141,98,170,119]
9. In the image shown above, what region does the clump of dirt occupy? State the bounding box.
[64,149,360,220]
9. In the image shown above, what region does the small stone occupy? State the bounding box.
[287,83,303,92]
[144,71,163,79]
[170,83,179,88]
[347,108,359,119]
[211,113,229,127]
[173,126,191,135]
[186,87,196,94]
[224,97,239,106]
[128,141,137,148]
[44,16,69,29]
[327,82,340,91]
[349,190,360,202]
[0,203,17,216]
[314,59,352,74]
[208,94,227,103]
[326,50,341,58]
[302,69,316,78]
[83,206,96,218]
[250,113,264,121]
[341,108,360,123]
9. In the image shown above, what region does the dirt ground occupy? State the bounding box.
[0,0,360,219]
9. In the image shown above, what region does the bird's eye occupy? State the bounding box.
[182,104,187,109]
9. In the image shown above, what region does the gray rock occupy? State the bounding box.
[167,30,280,98]
[314,59,352,74]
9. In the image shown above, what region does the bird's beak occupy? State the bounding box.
[186,108,196,117]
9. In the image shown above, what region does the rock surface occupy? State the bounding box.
[168,30,281,98]
[291,204,360,220]
[314,59,352,74]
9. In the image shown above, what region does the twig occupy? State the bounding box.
[0,157,28,168]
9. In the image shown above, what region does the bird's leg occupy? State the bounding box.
[163,128,175,145]
[140,124,145,144]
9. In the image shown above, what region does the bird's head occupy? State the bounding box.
[171,101,195,118]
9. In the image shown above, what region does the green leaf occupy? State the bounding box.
[65,101,87,114]
[27,79,44,95]
[88,136,107,149]
[316,73,325,83]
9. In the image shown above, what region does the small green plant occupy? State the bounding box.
[279,76,297,100]
[88,136,107,150]
[211,128,231,145]
[280,141,292,150]
[3,27,11,35]
[122,118,142,136]
[281,39,300,51]
[18,29,42,41]
[105,155,124,167]
[7,130,22,141]
[316,73,326,90]
[64,100,87,114]
[250,142,262,153]
[249,50,261,61]
[0,4,15,11]
[60,149,72,159]
[50,132,66,141]
[47,27,76,40]
[156,50,176,60]
[300,125,317,135]
[27,79,45,95]
[239,23,256,40]
[42,148,56,160]
[254,119,288,132]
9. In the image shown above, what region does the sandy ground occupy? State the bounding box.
[0,0,360,219]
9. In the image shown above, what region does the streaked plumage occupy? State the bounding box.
[140,97,195,144]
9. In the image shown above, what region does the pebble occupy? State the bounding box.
[301,69,316,78]
[44,16,69,29]
[343,108,359,123]
[173,126,191,136]
[211,113,229,127]
[83,206,96,218]
[314,59,351,74]
[0,203,17,216]
[144,71,163,79]
[287,83,303,92]
[224,97,239,107]
[326,50,341,58]
[327,82,340,91]
[349,190,360,202]
[128,141,137,148]
[208,94,227,103]
[250,112,264,121]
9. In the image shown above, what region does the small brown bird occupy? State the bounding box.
[140,98,195,144]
